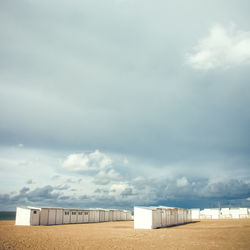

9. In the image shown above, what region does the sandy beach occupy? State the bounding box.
[1,220,250,250]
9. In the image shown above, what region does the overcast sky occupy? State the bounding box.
[0,0,250,211]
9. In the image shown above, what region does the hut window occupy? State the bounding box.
[84,212,88,215]
[65,212,69,215]
[72,212,76,215]
[78,212,82,215]
[33,211,37,214]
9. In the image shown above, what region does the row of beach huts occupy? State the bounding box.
[15,207,132,226]
[15,206,250,228]
[192,207,250,219]
[134,206,192,229]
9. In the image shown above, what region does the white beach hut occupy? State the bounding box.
[94,210,100,223]
[15,207,40,226]
[220,208,231,219]
[88,210,95,223]
[134,206,191,229]
[191,209,200,220]
[40,208,49,225]
[70,210,78,223]
[63,209,71,224]
[126,211,132,221]
[116,210,121,221]
[83,210,89,223]
[120,210,126,221]
[104,210,109,222]
[134,206,155,229]
[55,209,63,224]
[99,210,105,222]
[239,208,248,218]
[48,208,57,225]
[108,210,113,221]
[77,210,84,223]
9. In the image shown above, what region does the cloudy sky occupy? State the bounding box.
[1,0,250,211]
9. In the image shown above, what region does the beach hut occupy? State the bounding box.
[134,206,155,229]
[63,209,71,224]
[239,208,248,218]
[104,210,109,222]
[88,210,95,223]
[161,209,167,227]
[110,210,116,221]
[83,211,89,223]
[55,209,63,224]
[77,210,84,223]
[94,210,100,222]
[191,209,200,220]
[126,211,132,221]
[117,210,121,221]
[48,208,57,225]
[188,209,192,222]
[40,208,49,225]
[134,206,191,229]
[220,208,231,219]
[99,210,105,222]
[230,208,240,219]
[108,210,113,221]
[200,208,220,219]
[70,210,78,223]
[165,209,171,226]
[15,207,40,226]
[120,210,126,221]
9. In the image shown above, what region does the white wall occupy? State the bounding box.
[191,209,200,220]
[134,207,153,229]
[15,207,31,226]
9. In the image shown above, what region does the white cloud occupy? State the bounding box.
[94,169,121,185]
[109,182,134,198]
[62,150,112,171]
[186,24,250,70]
[176,176,189,187]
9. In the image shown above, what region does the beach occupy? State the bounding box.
[0,220,250,249]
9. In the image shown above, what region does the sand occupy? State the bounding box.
[1,220,250,250]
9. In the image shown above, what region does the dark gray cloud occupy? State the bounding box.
[1,176,250,211]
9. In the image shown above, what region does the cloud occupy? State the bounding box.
[186,24,250,69]
[176,176,189,187]
[62,150,112,172]
[1,176,250,210]
[93,169,121,185]
[26,179,33,184]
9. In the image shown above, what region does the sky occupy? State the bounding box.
[0,0,250,211]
